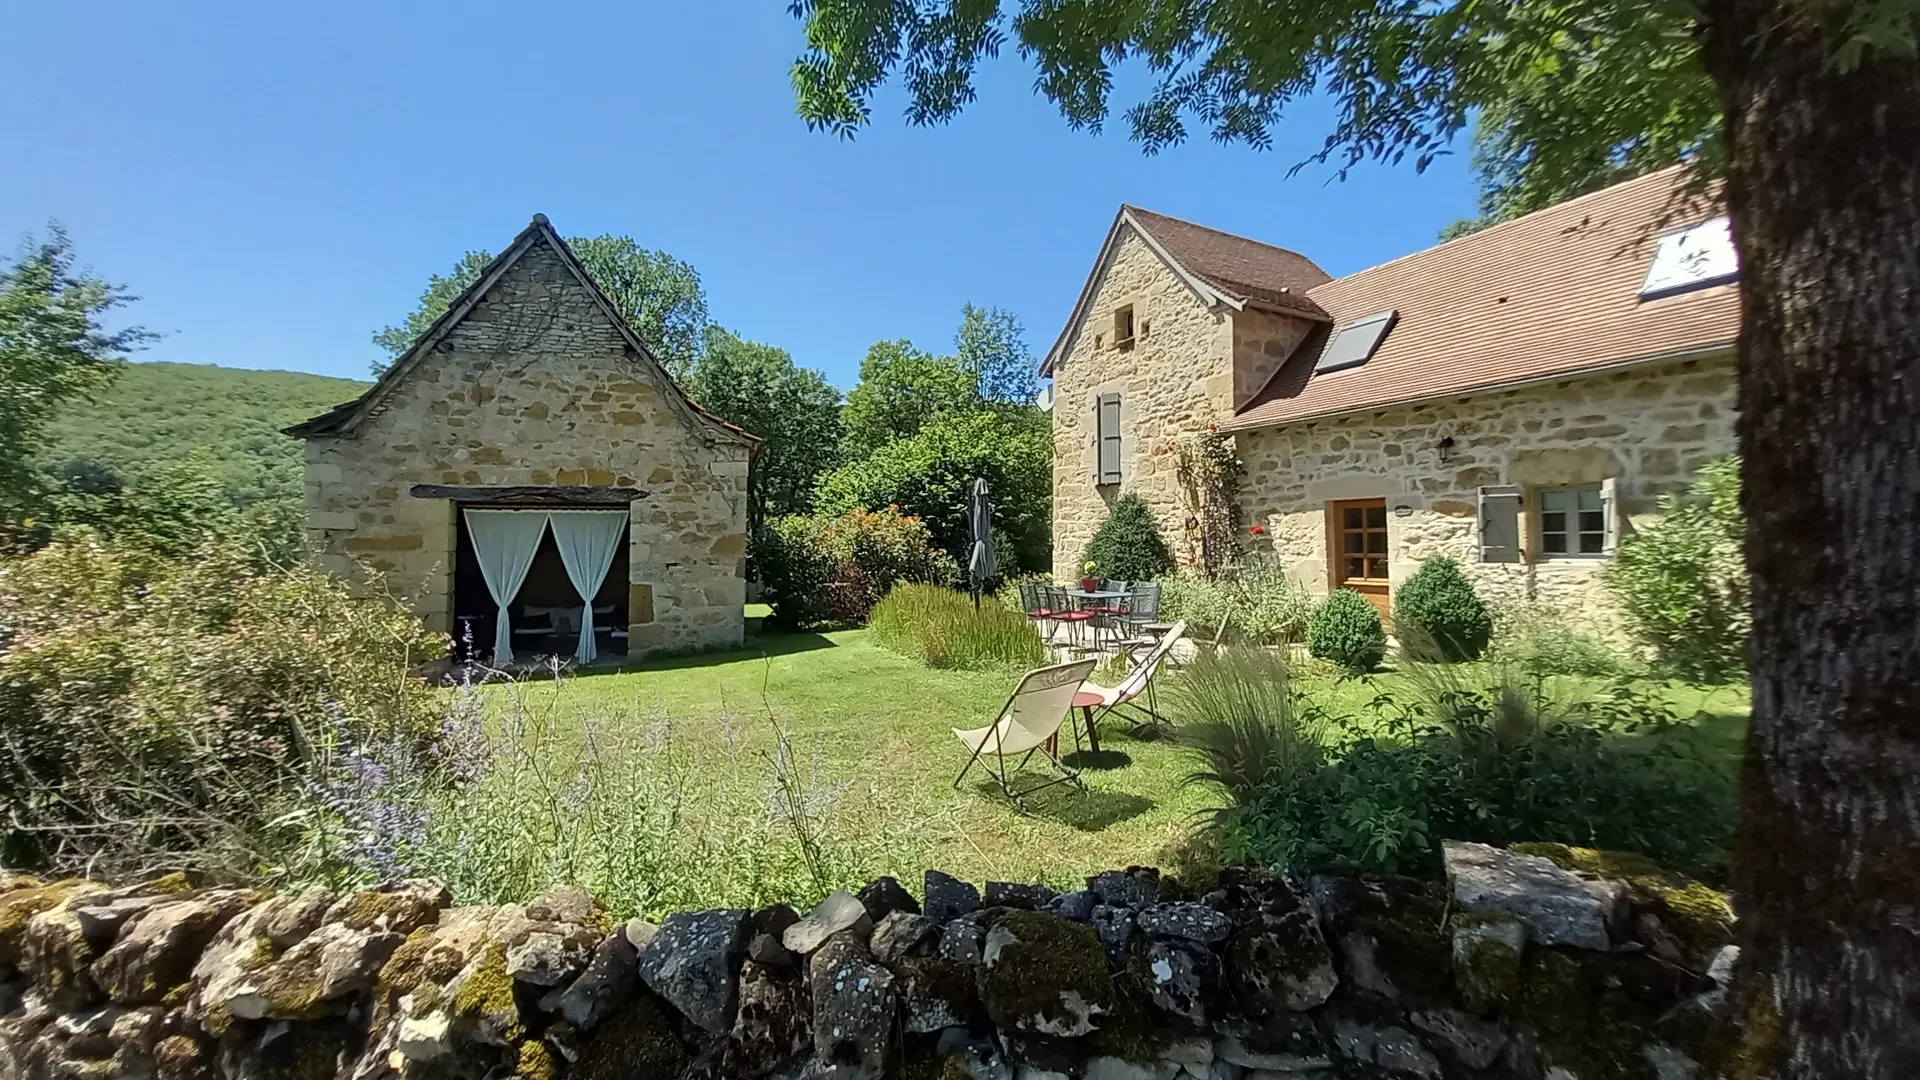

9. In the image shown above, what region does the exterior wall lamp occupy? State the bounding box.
[1437,435,1457,464]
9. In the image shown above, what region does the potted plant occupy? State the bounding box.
[1081,559,1102,593]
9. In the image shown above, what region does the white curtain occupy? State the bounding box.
[547,509,629,664]
[464,509,551,666]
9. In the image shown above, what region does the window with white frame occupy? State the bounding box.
[1538,485,1606,556]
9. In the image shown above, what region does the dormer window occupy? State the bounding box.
[1640,215,1739,300]
[1315,310,1398,375]
[1113,305,1136,349]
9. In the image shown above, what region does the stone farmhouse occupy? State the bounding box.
[1045,167,1742,628]
[288,216,760,663]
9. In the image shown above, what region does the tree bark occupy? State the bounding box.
[1698,1,1920,1073]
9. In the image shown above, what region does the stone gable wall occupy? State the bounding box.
[300,236,749,656]
[1050,229,1242,579]
[0,844,1742,1080]
[1236,353,1738,631]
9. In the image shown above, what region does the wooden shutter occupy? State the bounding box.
[1478,485,1522,563]
[1097,394,1122,485]
[1601,476,1621,554]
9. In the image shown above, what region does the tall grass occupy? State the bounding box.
[868,583,1046,671]
[1171,648,1327,815]
[295,665,920,918]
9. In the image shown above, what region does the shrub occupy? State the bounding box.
[1160,554,1311,645]
[1223,671,1736,879]
[814,409,1052,574]
[756,507,958,630]
[1488,607,1639,679]
[869,583,1046,670]
[1605,456,1748,682]
[1081,493,1175,582]
[1392,556,1493,661]
[0,533,444,879]
[1172,648,1327,814]
[1306,589,1387,673]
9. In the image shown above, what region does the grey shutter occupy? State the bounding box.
[1097,393,1122,485]
[1601,476,1621,554]
[1479,485,1522,563]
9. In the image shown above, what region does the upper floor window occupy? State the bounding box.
[1112,305,1136,349]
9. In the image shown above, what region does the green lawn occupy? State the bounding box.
[505,627,1218,894]
[458,624,1750,913]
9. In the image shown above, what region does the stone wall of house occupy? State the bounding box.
[1235,353,1739,632]
[0,843,1743,1080]
[300,235,751,657]
[1051,228,1326,580]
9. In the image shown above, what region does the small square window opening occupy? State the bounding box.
[1539,487,1605,556]
[1113,305,1135,348]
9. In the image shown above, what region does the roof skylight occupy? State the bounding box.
[1640,215,1739,300]
[1314,310,1399,375]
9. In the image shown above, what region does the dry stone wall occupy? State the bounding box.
[1236,354,1738,632]
[300,234,751,656]
[0,844,1744,1080]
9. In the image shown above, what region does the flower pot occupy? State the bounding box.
[1082,577,1101,593]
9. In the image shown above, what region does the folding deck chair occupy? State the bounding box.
[1074,619,1188,740]
[954,657,1100,802]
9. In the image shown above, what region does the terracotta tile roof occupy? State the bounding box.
[1223,167,1741,432]
[1124,205,1333,318]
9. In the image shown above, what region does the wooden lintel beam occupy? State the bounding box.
[408,484,645,506]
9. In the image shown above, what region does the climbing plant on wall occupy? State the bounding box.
[1175,429,1243,579]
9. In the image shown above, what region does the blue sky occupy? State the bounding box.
[0,2,1477,391]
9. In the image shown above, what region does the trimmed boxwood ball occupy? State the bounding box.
[1393,556,1494,662]
[1307,589,1387,673]
[1081,493,1175,581]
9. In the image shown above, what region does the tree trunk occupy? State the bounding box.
[1698,2,1920,1073]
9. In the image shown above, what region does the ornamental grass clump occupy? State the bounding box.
[1306,589,1387,673]
[1173,648,1327,816]
[1392,556,1493,662]
[869,582,1045,671]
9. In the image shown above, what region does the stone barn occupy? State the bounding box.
[287,215,760,663]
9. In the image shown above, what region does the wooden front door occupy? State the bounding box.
[1329,498,1391,619]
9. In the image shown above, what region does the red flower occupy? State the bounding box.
[1248,524,1268,536]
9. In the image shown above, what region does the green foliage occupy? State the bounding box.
[1307,589,1387,674]
[1172,648,1327,814]
[36,361,367,510]
[0,533,444,878]
[1160,553,1311,645]
[787,1,1722,240]
[955,303,1040,406]
[869,583,1046,670]
[1,226,152,523]
[1393,556,1494,662]
[685,327,843,520]
[373,236,713,378]
[755,506,959,629]
[1224,671,1736,879]
[36,450,303,565]
[1604,457,1748,682]
[1488,608,1640,679]
[1080,493,1174,582]
[838,339,976,458]
[815,409,1051,573]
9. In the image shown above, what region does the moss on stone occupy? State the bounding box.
[570,993,685,1080]
[884,1048,971,1080]
[978,909,1115,1031]
[450,943,523,1041]
[240,935,277,972]
[515,1040,557,1080]
[0,880,88,965]
[153,1034,212,1080]
[144,871,194,895]
[1511,842,1735,962]
[375,927,434,1000]
[1511,949,1662,1080]
[1088,967,1173,1064]
[247,946,331,1020]
[1453,929,1523,1011]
